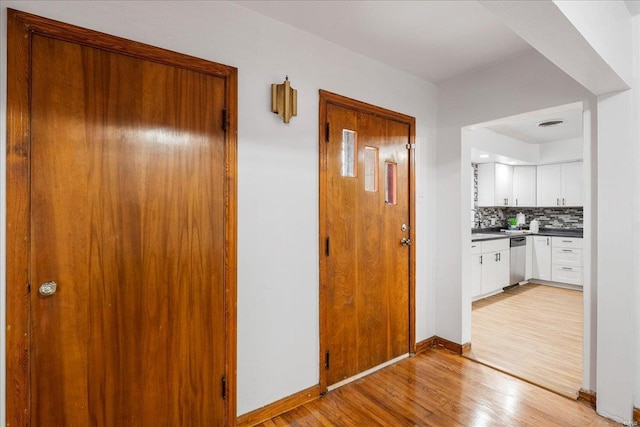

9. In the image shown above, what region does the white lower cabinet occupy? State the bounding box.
[471,239,510,300]
[551,265,583,285]
[551,237,583,285]
[470,243,482,297]
[531,235,583,286]
[532,236,551,281]
[525,236,533,280]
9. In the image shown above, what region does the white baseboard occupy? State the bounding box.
[523,279,582,292]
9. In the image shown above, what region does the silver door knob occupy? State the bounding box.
[39,281,57,296]
[400,237,411,246]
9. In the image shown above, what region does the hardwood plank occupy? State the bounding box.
[466,283,583,399]
[255,349,619,427]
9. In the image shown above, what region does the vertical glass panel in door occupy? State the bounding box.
[385,162,397,204]
[341,130,357,177]
[364,146,378,192]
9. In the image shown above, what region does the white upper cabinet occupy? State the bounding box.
[478,163,513,207]
[562,161,583,206]
[512,166,536,207]
[536,164,562,206]
[494,163,513,207]
[536,161,583,207]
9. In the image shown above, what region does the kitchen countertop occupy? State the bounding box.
[471,228,583,242]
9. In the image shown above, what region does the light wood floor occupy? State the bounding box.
[466,283,582,399]
[257,348,618,426]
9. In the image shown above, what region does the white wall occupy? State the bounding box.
[0,1,438,418]
[539,137,583,164]
[467,128,583,166]
[466,128,540,164]
[480,0,629,95]
[596,90,635,424]
[436,49,596,356]
[632,12,640,413]
[554,0,633,87]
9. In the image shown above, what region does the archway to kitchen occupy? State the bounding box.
[460,101,594,400]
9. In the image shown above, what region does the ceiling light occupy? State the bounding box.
[537,120,564,128]
[479,154,490,158]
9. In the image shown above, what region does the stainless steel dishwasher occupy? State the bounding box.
[509,237,526,286]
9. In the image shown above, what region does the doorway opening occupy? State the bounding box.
[462,101,591,399]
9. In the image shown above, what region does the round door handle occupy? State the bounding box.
[39,281,57,297]
[400,237,412,246]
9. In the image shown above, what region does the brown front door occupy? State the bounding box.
[7,10,237,426]
[320,91,416,389]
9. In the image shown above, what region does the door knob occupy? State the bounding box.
[400,237,411,246]
[39,281,57,297]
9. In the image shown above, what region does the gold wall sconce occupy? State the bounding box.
[271,76,297,124]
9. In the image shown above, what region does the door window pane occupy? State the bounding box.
[364,146,378,192]
[341,130,356,177]
[385,162,397,204]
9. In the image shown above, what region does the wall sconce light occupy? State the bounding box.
[271,76,297,124]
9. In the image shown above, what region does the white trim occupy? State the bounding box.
[525,279,582,292]
[327,353,409,391]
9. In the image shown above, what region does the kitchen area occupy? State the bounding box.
[465,103,586,399]
[470,159,584,301]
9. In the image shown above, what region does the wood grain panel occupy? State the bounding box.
[324,104,359,386]
[578,388,596,409]
[6,9,32,427]
[320,92,415,390]
[257,348,620,426]
[467,283,582,399]
[634,407,639,424]
[31,34,226,426]
[236,385,320,427]
[7,8,238,426]
[414,336,436,354]
[434,337,471,355]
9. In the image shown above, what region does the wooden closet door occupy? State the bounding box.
[29,33,227,426]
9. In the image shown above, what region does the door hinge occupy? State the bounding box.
[27,283,31,293]
[222,109,228,132]
[406,143,415,150]
[221,376,226,400]
[325,122,330,143]
[325,236,330,256]
[325,351,330,370]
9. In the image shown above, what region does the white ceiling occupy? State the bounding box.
[235,0,533,83]
[485,108,583,144]
[625,0,640,16]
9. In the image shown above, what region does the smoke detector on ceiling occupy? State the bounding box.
[537,119,564,128]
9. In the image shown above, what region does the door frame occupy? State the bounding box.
[318,90,416,392]
[5,9,238,425]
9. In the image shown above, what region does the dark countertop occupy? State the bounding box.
[471,228,583,242]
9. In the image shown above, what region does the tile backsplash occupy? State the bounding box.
[471,163,583,230]
[475,207,583,229]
